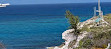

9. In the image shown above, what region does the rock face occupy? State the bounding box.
[48,29,89,49]
[73,31,88,48]
[78,17,109,29]
[47,17,94,49]
[54,29,76,49]
[62,29,76,45]
[47,15,111,49]
[78,17,96,29]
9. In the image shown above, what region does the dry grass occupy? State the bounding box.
[104,14,111,24]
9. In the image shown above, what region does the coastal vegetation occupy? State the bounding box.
[65,13,111,49]
[65,10,111,49]
[77,14,111,49]
[48,13,111,49]
[65,10,80,35]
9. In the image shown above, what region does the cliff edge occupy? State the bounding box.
[47,14,111,49]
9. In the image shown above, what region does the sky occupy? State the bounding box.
[1,0,111,5]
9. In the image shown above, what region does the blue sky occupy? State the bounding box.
[1,0,111,5]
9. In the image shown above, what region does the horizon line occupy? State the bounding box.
[10,2,111,5]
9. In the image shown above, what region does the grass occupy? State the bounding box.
[76,14,111,49]
[80,26,91,32]
[56,14,111,49]
[104,14,111,24]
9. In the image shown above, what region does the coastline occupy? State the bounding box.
[47,14,111,49]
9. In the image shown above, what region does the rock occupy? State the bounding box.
[0,43,6,49]
[78,17,96,29]
[47,47,54,49]
[47,16,111,49]
[47,29,89,49]
[47,29,77,49]
[73,31,88,48]
[62,29,76,45]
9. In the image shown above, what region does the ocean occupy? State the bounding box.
[0,3,111,49]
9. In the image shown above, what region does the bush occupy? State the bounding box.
[80,26,90,32]
[82,39,93,48]
[65,10,80,33]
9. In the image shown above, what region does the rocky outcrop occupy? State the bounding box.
[73,31,88,48]
[78,17,96,29]
[54,29,76,49]
[47,29,89,49]
[47,15,111,49]
[47,29,76,49]
[47,17,95,49]
[0,42,6,49]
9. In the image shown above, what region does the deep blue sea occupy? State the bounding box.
[0,3,111,49]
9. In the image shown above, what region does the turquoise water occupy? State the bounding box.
[0,3,111,49]
[0,18,67,49]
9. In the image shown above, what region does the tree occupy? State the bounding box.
[65,10,80,34]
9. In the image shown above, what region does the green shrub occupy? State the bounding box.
[65,10,80,33]
[81,26,90,32]
[82,39,93,48]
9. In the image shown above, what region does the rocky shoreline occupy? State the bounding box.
[47,14,111,49]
